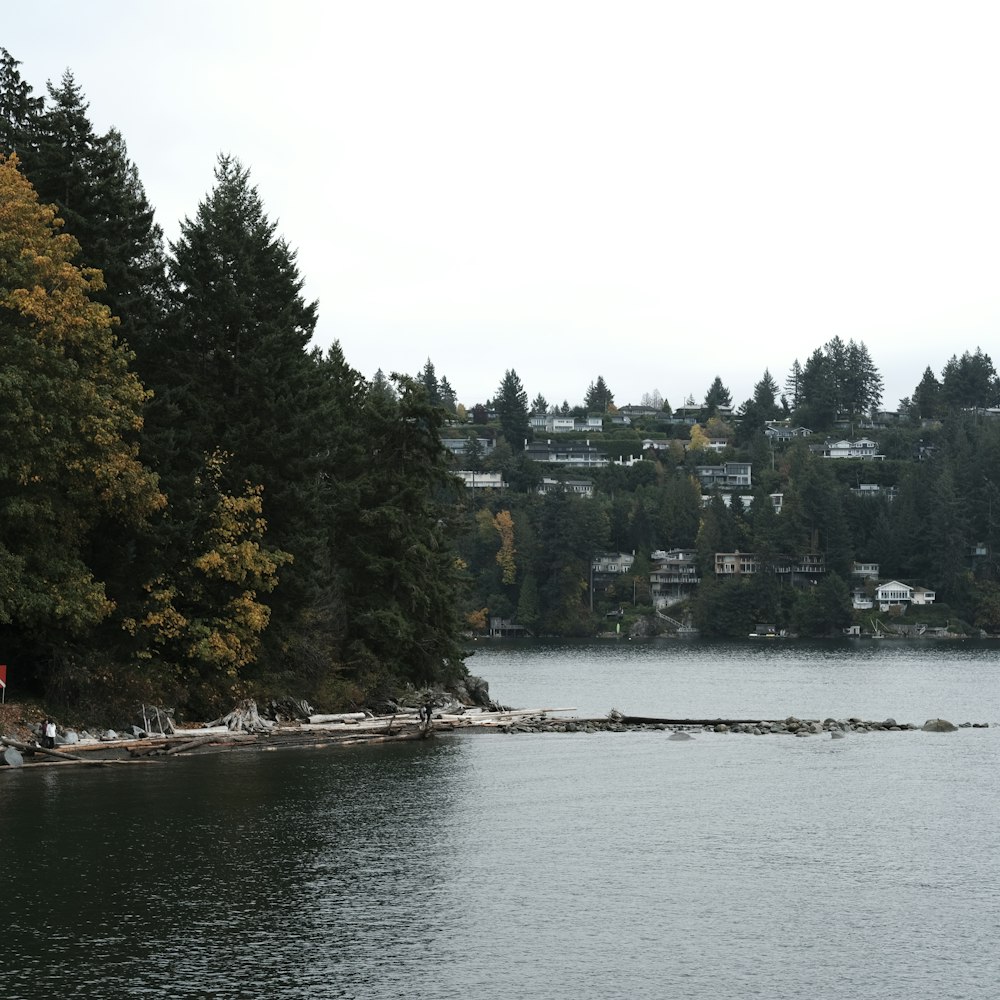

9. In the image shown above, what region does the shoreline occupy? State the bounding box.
[2,707,989,770]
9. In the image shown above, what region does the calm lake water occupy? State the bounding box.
[2,639,998,999]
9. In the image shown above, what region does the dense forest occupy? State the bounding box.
[0,49,466,718]
[3,48,999,719]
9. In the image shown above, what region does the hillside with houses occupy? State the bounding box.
[434,350,1000,639]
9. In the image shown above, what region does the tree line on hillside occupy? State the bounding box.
[1,49,466,718]
[417,337,997,457]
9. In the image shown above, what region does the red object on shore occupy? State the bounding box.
[0,664,6,688]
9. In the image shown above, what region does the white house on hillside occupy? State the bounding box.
[875,580,936,610]
[812,438,884,460]
[455,470,507,490]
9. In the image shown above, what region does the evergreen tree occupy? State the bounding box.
[850,340,883,415]
[912,366,941,419]
[736,370,779,445]
[584,375,614,413]
[85,127,167,344]
[419,357,440,406]
[143,155,323,667]
[337,377,467,685]
[438,375,457,413]
[0,47,42,160]
[463,431,485,471]
[941,349,999,410]
[494,369,530,449]
[753,368,780,416]
[703,375,731,416]
[369,368,397,401]
[659,474,702,549]
[926,466,969,594]
[796,348,838,429]
[784,359,803,410]
[16,70,166,345]
[531,392,549,414]
[30,71,100,246]
[516,572,540,630]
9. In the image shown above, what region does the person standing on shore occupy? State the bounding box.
[43,718,56,749]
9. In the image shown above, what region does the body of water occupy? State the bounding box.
[2,639,997,999]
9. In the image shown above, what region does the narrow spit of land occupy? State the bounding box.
[1,706,989,770]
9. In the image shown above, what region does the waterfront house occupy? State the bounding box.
[876,580,912,604]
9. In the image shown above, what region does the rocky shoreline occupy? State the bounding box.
[2,698,990,770]
[495,711,989,735]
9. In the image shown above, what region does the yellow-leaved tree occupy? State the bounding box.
[493,510,517,586]
[688,424,710,452]
[124,451,291,706]
[0,155,164,658]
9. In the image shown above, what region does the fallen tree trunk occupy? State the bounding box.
[308,712,367,725]
[0,737,114,767]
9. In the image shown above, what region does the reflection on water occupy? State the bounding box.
[2,643,999,999]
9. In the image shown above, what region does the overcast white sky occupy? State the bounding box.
[6,2,1000,411]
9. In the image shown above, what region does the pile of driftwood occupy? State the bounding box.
[0,701,575,770]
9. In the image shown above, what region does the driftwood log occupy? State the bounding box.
[308,712,367,725]
[0,736,114,767]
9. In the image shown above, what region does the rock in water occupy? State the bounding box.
[831,731,846,739]
[668,731,694,741]
[922,718,958,732]
[3,746,24,767]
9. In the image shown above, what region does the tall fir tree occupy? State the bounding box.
[494,369,531,450]
[0,47,42,160]
[702,375,731,416]
[336,376,467,686]
[143,155,323,669]
[584,376,614,413]
[912,366,942,419]
[12,67,167,345]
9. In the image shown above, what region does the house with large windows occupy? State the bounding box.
[695,461,751,489]
[714,551,826,583]
[811,438,884,460]
[875,580,936,610]
[649,549,699,607]
[525,439,609,468]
